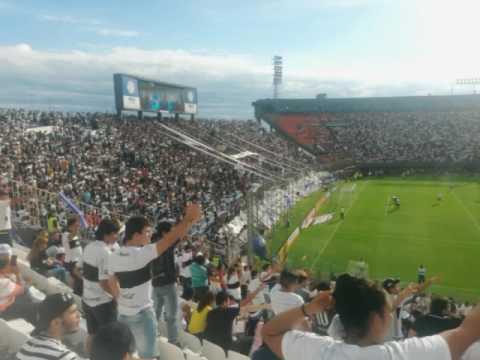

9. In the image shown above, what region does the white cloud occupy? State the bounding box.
[39,14,141,38]
[0,43,468,118]
[96,28,141,38]
[39,14,102,26]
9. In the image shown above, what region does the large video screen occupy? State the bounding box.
[114,74,197,115]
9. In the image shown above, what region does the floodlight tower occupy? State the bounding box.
[273,56,283,99]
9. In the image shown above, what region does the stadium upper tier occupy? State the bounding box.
[252,94,480,164]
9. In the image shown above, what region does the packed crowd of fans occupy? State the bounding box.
[1,216,480,360]
[2,107,480,360]
[0,108,316,249]
[330,110,480,163]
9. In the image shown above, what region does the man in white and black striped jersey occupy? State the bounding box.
[80,218,120,354]
[109,203,202,359]
[16,293,81,360]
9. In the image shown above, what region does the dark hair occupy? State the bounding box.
[194,254,205,265]
[91,322,136,360]
[227,267,236,278]
[197,291,214,312]
[333,274,387,340]
[155,221,172,238]
[314,281,331,292]
[124,216,149,242]
[251,270,258,278]
[95,219,120,241]
[216,291,229,306]
[279,269,298,289]
[296,270,308,284]
[66,216,79,229]
[430,297,450,316]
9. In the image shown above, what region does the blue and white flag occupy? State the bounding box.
[58,192,88,228]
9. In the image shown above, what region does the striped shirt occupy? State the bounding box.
[79,241,116,307]
[16,334,78,360]
[108,243,158,316]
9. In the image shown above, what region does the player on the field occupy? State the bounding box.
[392,196,400,207]
[340,208,345,220]
[437,193,443,202]
[417,264,426,284]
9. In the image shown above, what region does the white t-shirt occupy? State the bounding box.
[227,273,242,301]
[248,277,266,305]
[270,284,304,315]
[180,252,192,278]
[109,243,158,316]
[241,270,251,285]
[282,330,451,360]
[62,232,83,263]
[80,240,115,307]
[463,342,480,360]
[0,200,11,231]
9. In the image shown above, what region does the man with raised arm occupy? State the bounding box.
[109,203,202,359]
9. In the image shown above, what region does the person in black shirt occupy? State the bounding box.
[204,291,240,353]
[204,283,266,354]
[151,220,180,345]
[413,297,462,337]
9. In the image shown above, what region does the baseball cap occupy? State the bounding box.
[33,293,75,333]
[383,278,400,290]
[0,244,12,257]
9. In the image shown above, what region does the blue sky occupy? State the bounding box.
[1,0,480,118]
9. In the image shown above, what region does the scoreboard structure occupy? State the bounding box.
[113,73,198,119]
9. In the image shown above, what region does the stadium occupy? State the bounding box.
[252,94,480,301]
[1,5,480,358]
[2,75,480,358]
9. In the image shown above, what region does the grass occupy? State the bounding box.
[268,177,480,301]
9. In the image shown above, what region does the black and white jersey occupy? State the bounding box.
[312,310,336,336]
[109,243,158,316]
[16,334,78,360]
[80,240,116,307]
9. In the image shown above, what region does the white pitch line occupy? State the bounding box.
[451,190,480,233]
[310,181,367,270]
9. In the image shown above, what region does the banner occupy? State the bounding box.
[301,208,316,229]
[58,192,88,228]
[277,227,300,262]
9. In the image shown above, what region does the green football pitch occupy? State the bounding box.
[268,177,480,301]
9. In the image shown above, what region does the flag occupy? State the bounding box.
[58,192,88,228]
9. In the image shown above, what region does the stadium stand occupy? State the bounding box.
[254,94,480,167]
[2,104,480,360]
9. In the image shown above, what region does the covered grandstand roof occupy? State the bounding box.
[253,94,480,116]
